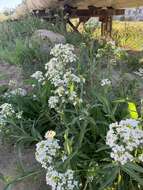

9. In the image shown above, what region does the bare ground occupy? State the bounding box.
[0,144,48,190]
[0,62,48,190]
[0,62,23,86]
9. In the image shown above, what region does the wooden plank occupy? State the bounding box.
[33,7,124,19]
[64,0,143,9]
[67,8,125,18]
[26,0,143,12]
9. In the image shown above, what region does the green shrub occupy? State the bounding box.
[1,41,143,190]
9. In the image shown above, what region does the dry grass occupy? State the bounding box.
[112,21,143,50]
[69,20,143,50]
[0,13,9,22]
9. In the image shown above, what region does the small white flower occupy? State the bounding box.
[134,68,143,78]
[31,71,45,82]
[62,155,68,162]
[101,79,111,86]
[33,94,37,100]
[16,111,23,119]
[55,86,65,97]
[119,119,139,128]
[8,80,17,87]
[32,84,36,88]
[48,96,59,109]
[0,103,15,118]
[3,88,27,98]
[12,88,27,96]
[45,130,56,139]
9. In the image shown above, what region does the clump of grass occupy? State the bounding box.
[0,15,70,78]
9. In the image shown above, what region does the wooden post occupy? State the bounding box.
[100,15,113,37]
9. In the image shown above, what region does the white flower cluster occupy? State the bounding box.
[35,138,60,168]
[106,119,143,165]
[0,103,15,128]
[0,103,15,118]
[35,131,79,190]
[44,44,85,109]
[134,68,143,78]
[8,80,17,87]
[96,40,123,65]
[101,79,111,86]
[31,71,45,83]
[85,17,100,31]
[48,96,59,109]
[16,111,23,119]
[0,103,23,128]
[50,44,77,63]
[46,167,79,190]
[4,88,27,98]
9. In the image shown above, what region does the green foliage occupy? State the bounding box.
[0,15,68,78]
[0,22,143,189]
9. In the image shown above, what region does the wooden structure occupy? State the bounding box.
[32,4,124,37]
[64,0,143,9]
[63,5,124,36]
[12,0,143,36]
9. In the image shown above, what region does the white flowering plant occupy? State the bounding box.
[84,17,100,34]
[0,76,60,145]
[32,43,143,189]
[1,41,143,190]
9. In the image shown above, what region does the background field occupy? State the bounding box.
[112,21,143,50]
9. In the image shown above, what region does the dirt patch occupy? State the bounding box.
[0,62,49,190]
[0,62,23,86]
[0,144,48,190]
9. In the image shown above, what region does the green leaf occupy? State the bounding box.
[31,124,42,141]
[128,102,138,119]
[125,163,143,174]
[3,170,42,190]
[4,184,13,190]
[64,129,72,155]
[122,165,143,186]
[96,145,109,153]
[0,172,6,182]
[99,167,119,190]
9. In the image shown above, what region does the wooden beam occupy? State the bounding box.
[66,8,125,18]
[100,15,113,37]
[32,6,125,19]
[32,5,125,37]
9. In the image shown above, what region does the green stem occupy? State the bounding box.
[83,180,89,190]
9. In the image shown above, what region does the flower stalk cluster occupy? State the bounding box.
[31,71,45,83]
[45,44,85,109]
[35,131,79,190]
[0,103,23,128]
[106,119,143,165]
[3,88,27,98]
[31,44,85,110]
